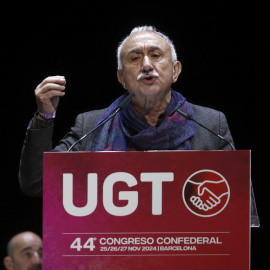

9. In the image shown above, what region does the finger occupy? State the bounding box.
[37,91,64,114]
[191,196,202,207]
[39,90,66,102]
[209,196,220,205]
[51,96,60,109]
[205,200,215,209]
[35,84,65,102]
[202,203,210,211]
[37,83,66,95]
[38,76,66,89]
[42,75,66,84]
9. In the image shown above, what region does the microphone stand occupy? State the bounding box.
[67,93,134,152]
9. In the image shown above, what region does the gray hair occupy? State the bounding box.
[117,25,178,70]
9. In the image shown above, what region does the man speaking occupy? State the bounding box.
[19,25,234,197]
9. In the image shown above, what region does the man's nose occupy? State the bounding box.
[141,56,153,71]
[31,252,42,265]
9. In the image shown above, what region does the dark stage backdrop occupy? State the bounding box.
[1,2,268,269]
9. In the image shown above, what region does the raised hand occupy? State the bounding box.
[35,75,66,115]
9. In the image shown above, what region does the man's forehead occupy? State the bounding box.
[123,31,170,52]
[13,233,42,253]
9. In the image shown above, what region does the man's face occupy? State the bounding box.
[117,31,181,103]
[9,233,42,270]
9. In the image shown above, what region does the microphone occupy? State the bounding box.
[177,108,235,150]
[67,93,134,152]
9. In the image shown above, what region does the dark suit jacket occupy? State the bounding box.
[19,103,234,197]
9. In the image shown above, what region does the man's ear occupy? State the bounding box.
[172,61,182,83]
[3,256,13,270]
[117,70,126,89]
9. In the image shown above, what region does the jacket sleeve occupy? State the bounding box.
[18,109,105,197]
[18,118,54,197]
[18,113,85,197]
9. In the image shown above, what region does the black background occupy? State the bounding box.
[1,2,268,269]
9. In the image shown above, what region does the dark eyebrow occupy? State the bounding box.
[148,46,161,52]
[20,247,33,254]
[20,246,43,254]
[128,48,143,55]
[128,46,161,55]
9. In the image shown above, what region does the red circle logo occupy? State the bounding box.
[182,170,230,217]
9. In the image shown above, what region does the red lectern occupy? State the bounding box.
[43,150,250,269]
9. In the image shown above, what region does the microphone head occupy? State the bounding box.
[177,108,193,120]
[118,93,134,110]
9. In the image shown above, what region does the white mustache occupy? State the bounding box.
[137,70,159,81]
